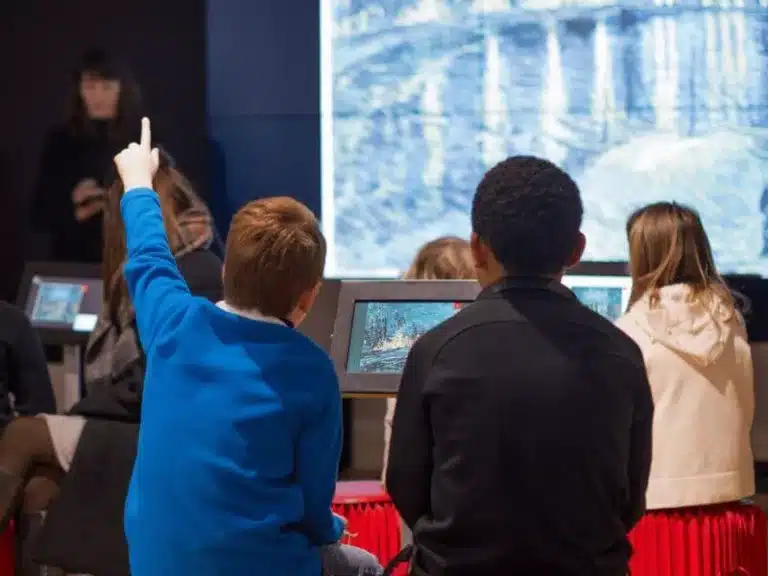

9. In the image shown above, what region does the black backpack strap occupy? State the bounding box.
[382,545,413,576]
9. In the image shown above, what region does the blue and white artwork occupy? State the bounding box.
[31,282,84,325]
[347,301,464,373]
[571,286,625,320]
[321,0,768,276]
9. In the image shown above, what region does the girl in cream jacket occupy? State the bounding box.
[616,284,754,509]
[615,201,760,576]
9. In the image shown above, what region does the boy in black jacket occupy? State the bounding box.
[386,156,653,576]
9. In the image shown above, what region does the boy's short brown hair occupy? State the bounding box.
[223,197,326,318]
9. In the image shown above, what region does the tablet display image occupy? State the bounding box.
[562,275,632,322]
[30,281,86,326]
[347,301,466,374]
[570,286,625,322]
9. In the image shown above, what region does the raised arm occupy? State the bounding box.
[121,191,191,350]
[116,118,191,351]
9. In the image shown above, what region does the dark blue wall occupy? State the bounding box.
[207,0,321,234]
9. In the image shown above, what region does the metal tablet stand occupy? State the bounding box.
[16,262,102,412]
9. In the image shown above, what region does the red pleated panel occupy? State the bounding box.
[629,503,767,576]
[333,481,403,568]
[332,500,402,566]
[0,523,13,576]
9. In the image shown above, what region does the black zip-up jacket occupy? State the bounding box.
[386,277,654,576]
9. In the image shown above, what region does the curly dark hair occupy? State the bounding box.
[471,156,583,276]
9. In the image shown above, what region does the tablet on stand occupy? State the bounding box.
[17,262,102,412]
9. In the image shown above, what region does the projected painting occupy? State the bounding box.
[323,0,768,275]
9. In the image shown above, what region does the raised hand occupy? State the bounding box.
[113,117,160,192]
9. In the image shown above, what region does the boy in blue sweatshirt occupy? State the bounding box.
[114,119,381,576]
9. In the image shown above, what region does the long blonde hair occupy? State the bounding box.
[626,202,733,311]
[403,236,476,281]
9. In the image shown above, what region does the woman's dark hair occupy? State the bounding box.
[69,48,143,146]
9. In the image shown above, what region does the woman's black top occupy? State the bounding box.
[31,123,118,264]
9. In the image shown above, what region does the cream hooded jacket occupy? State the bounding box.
[615,284,755,510]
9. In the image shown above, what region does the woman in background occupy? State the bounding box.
[31,49,143,263]
[0,154,222,576]
[615,202,763,576]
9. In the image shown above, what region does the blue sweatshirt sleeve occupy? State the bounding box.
[120,189,192,351]
[295,360,344,545]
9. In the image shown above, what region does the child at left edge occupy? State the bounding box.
[114,118,383,576]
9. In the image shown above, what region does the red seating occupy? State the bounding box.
[0,524,13,576]
[630,503,767,576]
[333,481,403,571]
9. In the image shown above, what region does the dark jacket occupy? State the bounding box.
[386,278,654,576]
[0,301,56,426]
[31,124,122,264]
[33,249,223,576]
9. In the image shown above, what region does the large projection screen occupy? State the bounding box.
[321,0,768,278]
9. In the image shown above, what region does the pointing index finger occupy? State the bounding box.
[140,117,151,150]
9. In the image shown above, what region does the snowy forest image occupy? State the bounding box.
[324,0,768,275]
[349,301,462,373]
